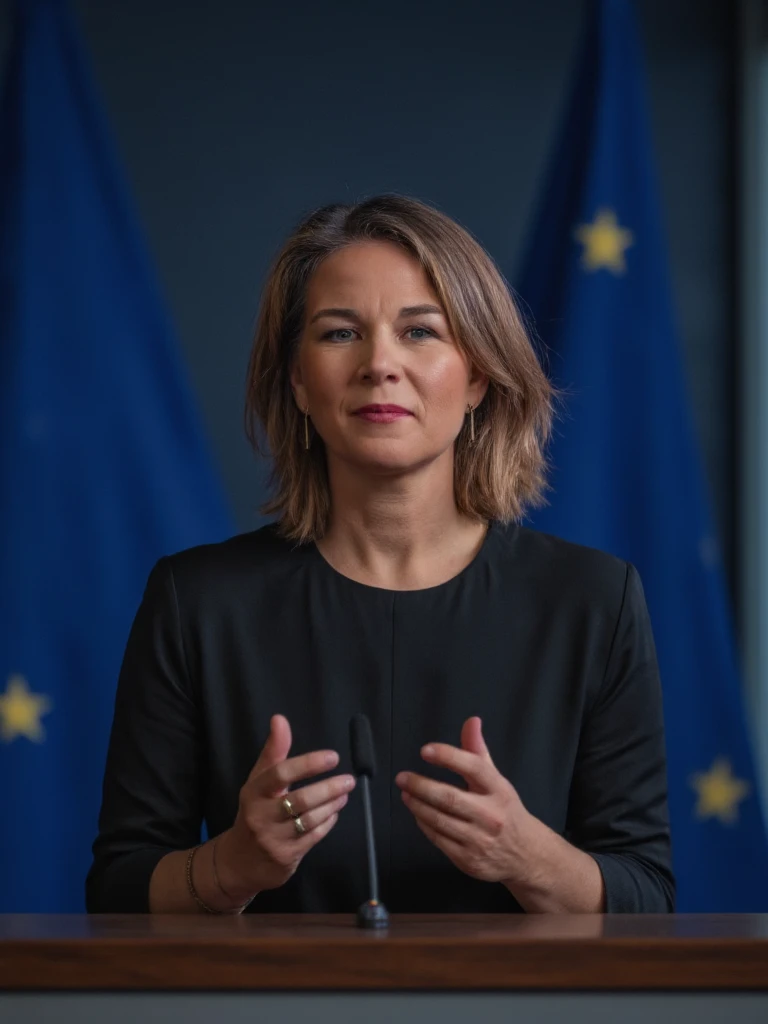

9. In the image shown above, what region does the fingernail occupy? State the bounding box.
[395,772,408,786]
[325,752,339,767]
[343,775,355,789]
[422,745,436,758]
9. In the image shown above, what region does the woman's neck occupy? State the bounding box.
[316,454,489,591]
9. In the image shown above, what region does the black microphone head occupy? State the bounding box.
[349,713,376,777]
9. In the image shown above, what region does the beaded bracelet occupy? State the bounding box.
[185,843,254,915]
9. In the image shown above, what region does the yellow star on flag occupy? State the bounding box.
[0,674,53,743]
[574,208,634,274]
[690,757,750,826]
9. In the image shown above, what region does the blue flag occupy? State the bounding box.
[518,0,768,911]
[0,0,234,912]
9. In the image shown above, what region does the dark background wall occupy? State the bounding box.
[1,0,736,575]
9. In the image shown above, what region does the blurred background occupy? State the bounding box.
[1,0,767,912]
[10,0,734,548]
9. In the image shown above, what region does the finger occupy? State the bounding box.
[412,812,467,865]
[396,772,479,823]
[292,810,340,852]
[460,716,492,759]
[258,748,340,797]
[247,714,292,784]
[280,773,356,817]
[402,790,470,844]
[419,742,495,793]
[286,792,350,835]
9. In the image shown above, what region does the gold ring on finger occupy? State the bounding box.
[293,816,307,836]
[281,796,298,819]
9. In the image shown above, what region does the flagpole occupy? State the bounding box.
[738,0,768,823]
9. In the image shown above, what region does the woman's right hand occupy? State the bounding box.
[213,714,355,900]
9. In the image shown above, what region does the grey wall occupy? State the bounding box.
[3,0,736,573]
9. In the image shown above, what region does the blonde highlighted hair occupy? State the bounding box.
[245,193,553,543]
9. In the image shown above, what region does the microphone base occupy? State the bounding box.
[356,899,390,929]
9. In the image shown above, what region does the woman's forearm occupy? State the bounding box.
[503,814,605,913]
[148,833,254,914]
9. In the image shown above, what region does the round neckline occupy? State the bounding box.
[308,520,498,596]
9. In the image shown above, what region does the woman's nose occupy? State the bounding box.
[358,333,401,384]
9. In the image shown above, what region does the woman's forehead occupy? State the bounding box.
[305,242,442,312]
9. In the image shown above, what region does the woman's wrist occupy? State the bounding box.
[209,827,262,906]
[189,833,258,913]
[498,810,551,906]
[501,813,605,913]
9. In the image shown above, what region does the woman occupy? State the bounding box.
[86,194,674,915]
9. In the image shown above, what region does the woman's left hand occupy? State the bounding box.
[395,716,536,888]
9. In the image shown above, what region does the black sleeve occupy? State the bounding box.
[85,557,203,912]
[565,562,676,912]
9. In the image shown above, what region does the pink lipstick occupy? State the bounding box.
[353,404,413,423]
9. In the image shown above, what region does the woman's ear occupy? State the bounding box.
[289,360,308,413]
[468,368,489,409]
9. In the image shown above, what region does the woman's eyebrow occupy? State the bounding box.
[308,304,445,324]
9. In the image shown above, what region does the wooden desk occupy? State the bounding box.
[1,914,767,1023]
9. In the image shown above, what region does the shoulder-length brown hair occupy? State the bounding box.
[245,193,553,544]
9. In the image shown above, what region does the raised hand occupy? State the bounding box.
[214,714,356,900]
[395,716,533,887]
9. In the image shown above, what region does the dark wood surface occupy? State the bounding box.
[1,914,767,991]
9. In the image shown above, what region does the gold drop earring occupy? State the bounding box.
[467,404,475,443]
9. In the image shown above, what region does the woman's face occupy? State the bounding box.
[291,241,488,476]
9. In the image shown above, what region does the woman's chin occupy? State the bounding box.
[336,439,443,477]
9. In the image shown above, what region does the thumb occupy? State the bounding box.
[248,714,292,782]
[460,716,492,760]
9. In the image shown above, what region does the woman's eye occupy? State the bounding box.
[406,326,435,340]
[322,328,356,341]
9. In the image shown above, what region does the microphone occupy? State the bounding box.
[349,713,389,929]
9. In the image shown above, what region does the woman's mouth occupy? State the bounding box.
[352,405,413,423]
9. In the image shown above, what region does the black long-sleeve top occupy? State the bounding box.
[85,520,675,914]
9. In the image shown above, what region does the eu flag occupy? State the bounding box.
[518,0,768,911]
[0,0,234,911]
